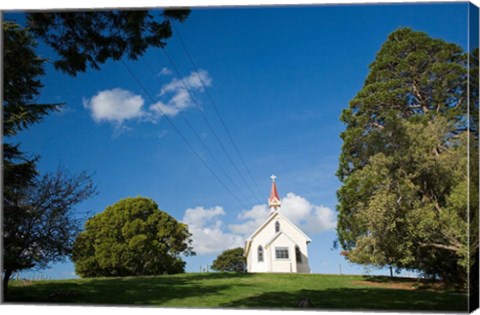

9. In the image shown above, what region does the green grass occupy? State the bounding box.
[6,273,468,312]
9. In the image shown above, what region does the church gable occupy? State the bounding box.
[246,211,310,245]
[251,212,310,246]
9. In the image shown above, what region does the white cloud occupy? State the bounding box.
[182,206,244,255]
[83,88,145,124]
[150,70,212,118]
[158,67,172,76]
[149,101,181,117]
[160,70,211,95]
[183,193,336,256]
[229,204,270,238]
[280,193,337,235]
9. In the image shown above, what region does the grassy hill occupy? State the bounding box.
[6,272,468,312]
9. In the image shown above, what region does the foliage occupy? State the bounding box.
[468,47,479,297]
[3,168,96,292]
[3,22,97,292]
[211,248,246,272]
[3,21,61,137]
[72,197,195,277]
[27,9,190,76]
[5,273,467,311]
[336,28,475,286]
[3,21,60,196]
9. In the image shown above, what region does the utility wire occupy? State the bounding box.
[161,47,263,204]
[142,57,255,205]
[121,59,250,209]
[171,22,265,200]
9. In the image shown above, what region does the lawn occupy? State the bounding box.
[5,273,468,312]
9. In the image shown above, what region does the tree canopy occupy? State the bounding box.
[336,28,477,286]
[211,247,246,273]
[27,9,190,76]
[72,197,195,277]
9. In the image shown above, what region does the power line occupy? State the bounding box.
[171,22,265,200]
[121,59,250,209]
[142,57,256,205]
[161,47,263,204]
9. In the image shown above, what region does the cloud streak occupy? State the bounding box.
[150,70,212,118]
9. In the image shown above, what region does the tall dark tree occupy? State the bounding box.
[211,248,246,273]
[72,197,195,277]
[27,9,190,76]
[336,28,473,286]
[3,21,60,292]
[3,20,60,188]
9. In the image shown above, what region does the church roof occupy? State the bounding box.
[246,211,311,243]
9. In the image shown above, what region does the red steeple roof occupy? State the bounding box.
[268,174,281,210]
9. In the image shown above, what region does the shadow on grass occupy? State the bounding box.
[221,287,468,312]
[364,275,417,283]
[5,273,250,306]
[6,273,468,311]
[363,275,462,292]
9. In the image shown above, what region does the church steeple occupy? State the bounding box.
[268,174,281,213]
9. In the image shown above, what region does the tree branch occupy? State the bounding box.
[370,121,385,130]
[419,242,461,252]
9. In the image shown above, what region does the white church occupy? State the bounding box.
[244,175,311,273]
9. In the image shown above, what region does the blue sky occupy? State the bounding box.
[5,2,472,280]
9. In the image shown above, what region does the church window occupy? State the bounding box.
[295,246,302,263]
[275,247,289,259]
[258,245,264,262]
[275,221,280,233]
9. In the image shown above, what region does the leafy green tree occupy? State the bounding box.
[3,169,96,292]
[27,9,189,76]
[336,28,474,286]
[72,197,195,277]
[211,248,246,272]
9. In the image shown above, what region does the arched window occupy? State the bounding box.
[275,221,280,233]
[295,246,302,263]
[258,245,264,262]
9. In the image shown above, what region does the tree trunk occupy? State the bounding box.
[3,268,13,298]
[389,265,394,278]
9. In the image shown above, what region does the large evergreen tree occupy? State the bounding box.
[3,22,97,293]
[336,28,476,286]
